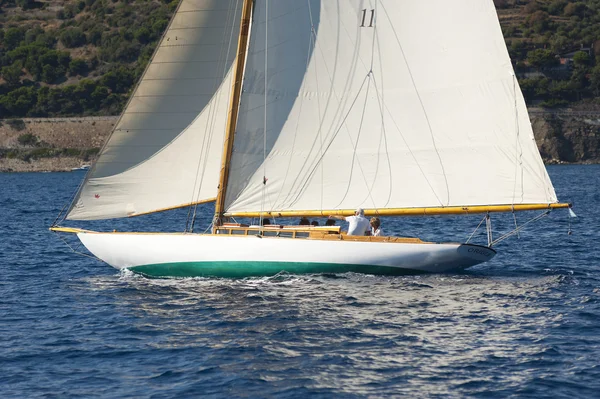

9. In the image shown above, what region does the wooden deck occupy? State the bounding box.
[216,223,427,243]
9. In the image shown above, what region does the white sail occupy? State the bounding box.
[223,0,558,215]
[67,0,242,220]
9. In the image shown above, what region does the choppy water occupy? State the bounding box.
[1,166,599,398]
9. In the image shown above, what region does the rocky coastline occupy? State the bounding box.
[0,112,598,173]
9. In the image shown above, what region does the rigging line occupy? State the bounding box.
[332,74,373,209]
[188,0,241,231]
[285,15,380,209]
[511,74,524,206]
[465,215,487,244]
[379,2,450,206]
[285,5,390,210]
[52,170,88,225]
[370,11,393,208]
[285,73,371,207]
[54,232,102,262]
[268,1,314,211]
[491,210,550,246]
[347,88,386,213]
[370,75,393,209]
[186,19,231,230]
[381,101,444,206]
[358,4,392,211]
[513,210,520,239]
[371,2,392,209]
[346,0,385,212]
[279,2,360,207]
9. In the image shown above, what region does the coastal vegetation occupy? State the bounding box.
[1,0,600,118]
[0,0,174,118]
[0,0,600,169]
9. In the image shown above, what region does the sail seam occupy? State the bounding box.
[282,5,381,210]
[285,74,371,208]
[63,0,191,219]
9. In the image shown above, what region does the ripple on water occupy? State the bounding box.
[1,168,600,397]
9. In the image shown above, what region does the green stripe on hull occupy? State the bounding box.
[129,261,419,278]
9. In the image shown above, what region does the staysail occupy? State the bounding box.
[223,0,558,217]
[67,0,242,220]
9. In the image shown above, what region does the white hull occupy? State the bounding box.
[76,232,496,278]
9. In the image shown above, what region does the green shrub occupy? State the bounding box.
[1,64,23,87]
[548,0,567,15]
[82,147,100,161]
[573,51,590,66]
[8,119,27,131]
[0,87,37,117]
[68,58,88,76]
[3,27,26,50]
[62,148,81,157]
[16,0,36,10]
[526,49,558,68]
[60,28,87,48]
[17,132,38,146]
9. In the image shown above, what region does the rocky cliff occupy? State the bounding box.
[531,111,600,164]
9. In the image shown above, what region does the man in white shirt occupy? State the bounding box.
[328,208,370,236]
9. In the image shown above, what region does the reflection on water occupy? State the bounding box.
[75,271,588,397]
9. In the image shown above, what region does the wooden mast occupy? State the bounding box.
[213,0,253,230]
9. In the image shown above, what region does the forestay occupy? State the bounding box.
[224,0,558,216]
[67,0,242,220]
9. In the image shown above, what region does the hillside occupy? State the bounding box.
[1,0,600,169]
[2,0,600,117]
[496,0,600,109]
[0,0,174,117]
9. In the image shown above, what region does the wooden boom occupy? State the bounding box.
[224,203,571,218]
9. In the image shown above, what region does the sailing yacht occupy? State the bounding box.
[51,0,570,277]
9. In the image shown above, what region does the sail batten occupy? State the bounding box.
[66,0,242,221]
[223,0,558,215]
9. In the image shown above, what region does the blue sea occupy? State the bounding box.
[1,165,599,398]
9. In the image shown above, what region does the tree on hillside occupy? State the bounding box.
[60,28,87,48]
[548,0,567,16]
[494,0,510,9]
[573,51,591,66]
[1,64,22,88]
[523,1,540,14]
[527,49,558,68]
[68,59,88,76]
[564,2,587,18]
[589,65,600,95]
[528,11,551,33]
[16,0,35,10]
[0,86,37,116]
[3,27,25,50]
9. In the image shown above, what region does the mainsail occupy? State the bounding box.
[67,0,242,220]
[223,0,558,217]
